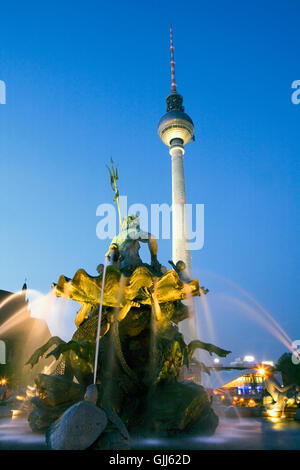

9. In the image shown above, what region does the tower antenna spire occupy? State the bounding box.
[170,25,177,93]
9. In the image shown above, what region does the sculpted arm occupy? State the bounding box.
[105,242,118,259]
[278,384,294,393]
[267,378,293,394]
[139,231,158,265]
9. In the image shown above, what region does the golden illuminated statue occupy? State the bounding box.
[105,214,160,275]
[27,160,231,440]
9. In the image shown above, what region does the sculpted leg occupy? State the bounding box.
[148,235,160,268]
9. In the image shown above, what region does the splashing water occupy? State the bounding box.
[93,256,109,384]
[215,294,294,354]
[27,287,79,341]
[0,291,25,309]
[198,293,216,344]
[149,281,159,382]
[220,274,292,345]
[100,273,127,404]
[193,268,293,356]
[0,290,42,336]
[0,288,60,338]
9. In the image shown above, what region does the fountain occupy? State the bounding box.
[1,164,298,450]
[23,161,231,449]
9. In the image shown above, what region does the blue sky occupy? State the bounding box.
[0,0,299,363]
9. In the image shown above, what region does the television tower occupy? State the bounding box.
[158,26,196,341]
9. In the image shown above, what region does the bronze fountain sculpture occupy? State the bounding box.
[26,161,231,449]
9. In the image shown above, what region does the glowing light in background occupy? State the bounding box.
[262,361,274,367]
[244,355,255,363]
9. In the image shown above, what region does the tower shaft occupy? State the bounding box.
[171,148,192,275]
[171,147,197,343]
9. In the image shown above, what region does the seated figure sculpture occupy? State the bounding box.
[105,215,161,276]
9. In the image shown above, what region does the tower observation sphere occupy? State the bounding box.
[158,93,195,154]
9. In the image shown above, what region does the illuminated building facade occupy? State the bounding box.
[213,366,274,406]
